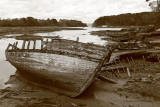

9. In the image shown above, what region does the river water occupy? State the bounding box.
[0,27,121,89]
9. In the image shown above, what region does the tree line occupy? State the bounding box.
[0,17,87,27]
[92,12,160,27]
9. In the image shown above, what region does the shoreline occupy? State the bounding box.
[0,26,85,37]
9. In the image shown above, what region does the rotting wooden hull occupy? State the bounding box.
[5,38,117,97]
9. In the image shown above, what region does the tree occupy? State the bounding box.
[50,18,58,26]
[19,18,27,26]
[146,0,160,12]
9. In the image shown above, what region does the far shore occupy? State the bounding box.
[0,26,85,37]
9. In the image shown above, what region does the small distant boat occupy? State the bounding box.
[5,36,116,97]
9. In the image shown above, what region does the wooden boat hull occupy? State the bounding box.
[5,38,116,97]
[6,51,99,96]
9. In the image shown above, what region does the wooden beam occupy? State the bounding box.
[27,41,30,49]
[102,65,127,71]
[6,44,11,50]
[76,37,79,42]
[46,39,48,44]
[98,75,117,84]
[41,39,43,50]
[51,39,54,44]
[15,42,18,48]
[13,42,15,49]
[22,40,26,49]
[33,40,36,50]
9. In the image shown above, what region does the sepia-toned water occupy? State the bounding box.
[0,27,121,89]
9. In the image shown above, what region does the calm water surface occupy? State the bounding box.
[0,27,121,88]
[34,27,121,45]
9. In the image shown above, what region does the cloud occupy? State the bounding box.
[0,0,151,23]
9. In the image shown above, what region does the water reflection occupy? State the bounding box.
[0,38,18,89]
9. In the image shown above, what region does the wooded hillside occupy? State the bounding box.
[93,12,160,27]
[0,17,87,27]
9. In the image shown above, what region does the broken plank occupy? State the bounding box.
[97,75,117,84]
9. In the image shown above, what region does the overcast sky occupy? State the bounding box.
[0,0,151,23]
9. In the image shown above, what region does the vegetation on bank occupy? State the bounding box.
[0,17,87,27]
[0,27,84,37]
[92,12,160,27]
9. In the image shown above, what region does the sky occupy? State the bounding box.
[0,0,151,23]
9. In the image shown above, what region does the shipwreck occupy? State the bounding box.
[5,36,117,97]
